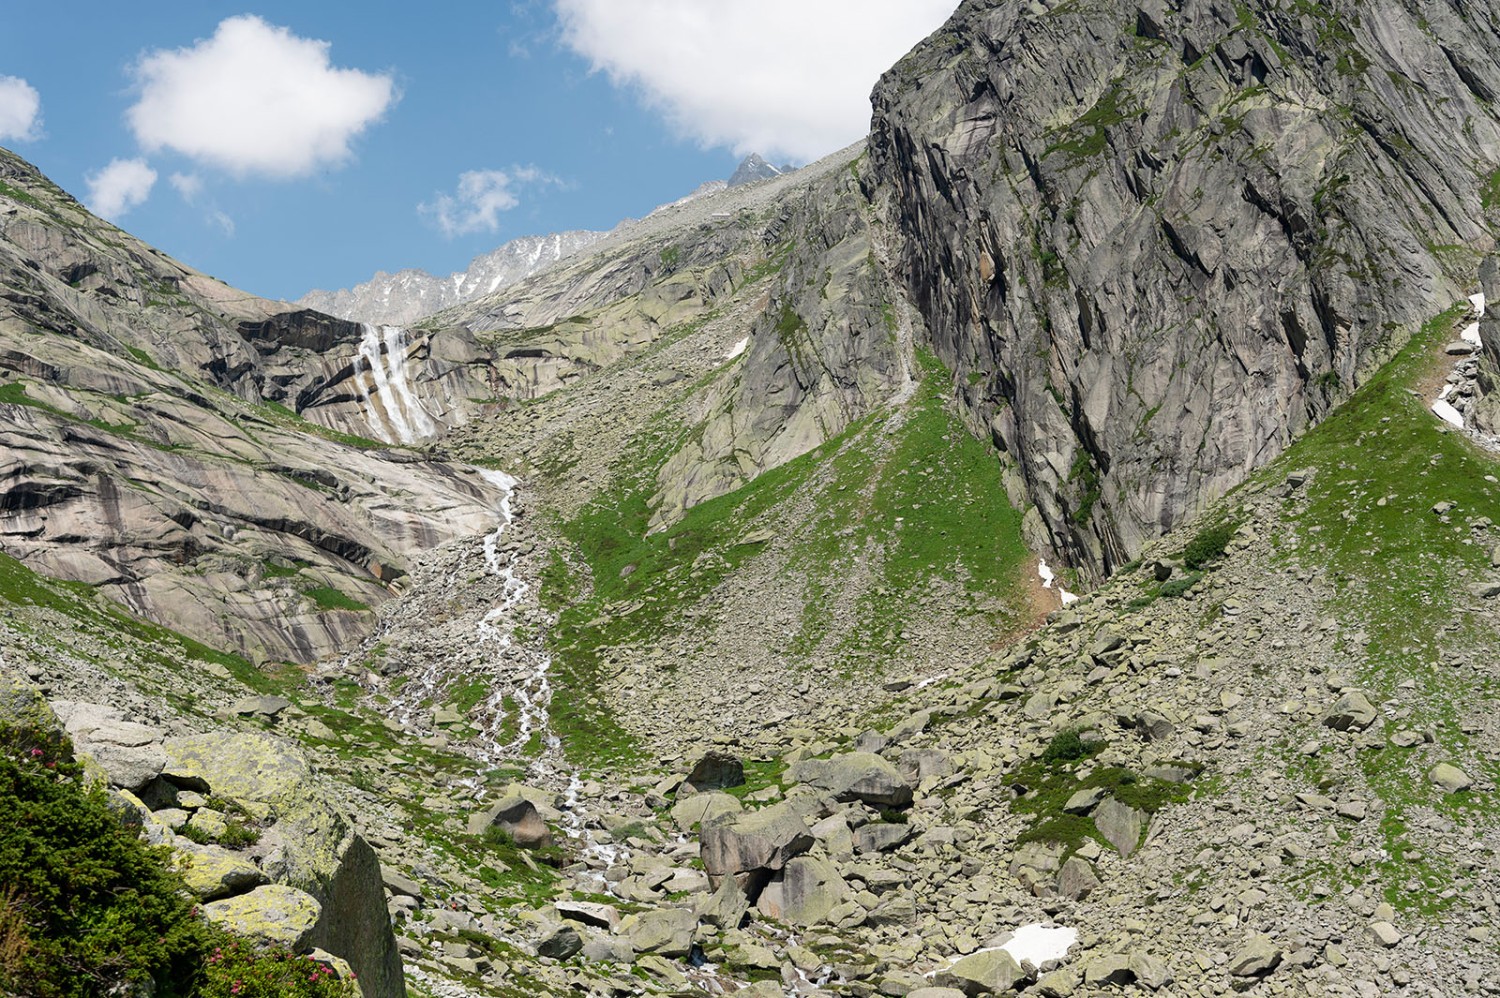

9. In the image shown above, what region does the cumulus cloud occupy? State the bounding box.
[0,76,41,142]
[85,158,158,220]
[168,172,203,201]
[420,168,558,238]
[126,15,396,178]
[554,0,958,162]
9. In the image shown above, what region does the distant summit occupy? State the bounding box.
[728,154,794,188]
[298,230,605,325]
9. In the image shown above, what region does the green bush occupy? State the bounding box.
[0,719,350,997]
[1041,729,1096,765]
[1159,571,1203,598]
[0,727,215,996]
[1181,521,1235,569]
[200,941,353,997]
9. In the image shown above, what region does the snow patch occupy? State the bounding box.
[1471,292,1487,318]
[1433,399,1465,428]
[725,337,749,361]
[1037,558,1079,606]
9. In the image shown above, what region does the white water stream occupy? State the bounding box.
[355,323,438,445]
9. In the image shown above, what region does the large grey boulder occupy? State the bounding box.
[1324,691,1379,732]
[671,790,742,831]
[1094,797,1146,858]
[52,701,165,792]
[788,752,913,807]
[699,800,814,878]
[201,885,321,951]
[755,856,849,926]
[467,794,553,848]
[935,949,1027,995]
[619,908,696,958]
[682,750,745,792]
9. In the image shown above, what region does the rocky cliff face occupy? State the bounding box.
[299,231,606,326]
[0,147,505,664]
[869,0,1500,576]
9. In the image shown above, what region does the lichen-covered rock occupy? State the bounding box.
[699,800,815,878]
[201,885,321,951]
[163,731,403,998]
[175,842,268,901]
[788,752,913,807]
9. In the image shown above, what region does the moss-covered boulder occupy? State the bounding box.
[163,731,403,998]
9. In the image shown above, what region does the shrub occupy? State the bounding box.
[0,719,349,997]
[199,941,355,997]
[1041,729,1095,765]
[878,808,909,825]
[1159,571,1203,598]
[0,728,216,997]
[1181,521,1235,569]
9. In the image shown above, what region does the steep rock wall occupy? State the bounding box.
[870,0,1500,576]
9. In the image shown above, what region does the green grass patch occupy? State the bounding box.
[303,586,370,613]
[1260,303,1496,912]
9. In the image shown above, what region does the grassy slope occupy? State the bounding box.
[540,349,1034,768]
[1256,304,1499,913]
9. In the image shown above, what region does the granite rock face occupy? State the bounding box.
[869,0,1500,576]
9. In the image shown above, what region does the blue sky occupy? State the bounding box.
[0,1,957,302]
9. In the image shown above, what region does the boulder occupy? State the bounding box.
[671,790,742,831]
[1228,935,1281,977]
[682,750,745,792]
[467,794,553,848]
[163,732,404,998]
[1056,856,1099,901]
[755,855,848,926]
[935,948,1027,995]
[788,752,913,807]
[201,884,321,951]
[1323,692,1378,732]
[1083,954,1134,987]
[175,842,268,900]
[700,800,814,877]
[855,821,913,854]
[1430,763,1473,793]
[0,674,64,743]
[53,701,166,793]
[696,871,750,929]
[555,900,620,931]
[620,907,696,957]
[1093,797,1146,858]
[536,925,583,960]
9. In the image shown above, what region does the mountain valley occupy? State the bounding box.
[2,2,1500,997]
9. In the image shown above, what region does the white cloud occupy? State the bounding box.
[420,168,559,238]
[126,15,396,178]
[169,172,203,201]
[0,76,41,142]
[554,0,958,162]
[85,158,158,220]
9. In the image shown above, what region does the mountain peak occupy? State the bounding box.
[727,153,791,187]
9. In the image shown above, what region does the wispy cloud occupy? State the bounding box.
[419,167,560,238]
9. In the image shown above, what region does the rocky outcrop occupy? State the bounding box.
[869,0,1500,576]
[0,146,512,662]
[161,730,405,998]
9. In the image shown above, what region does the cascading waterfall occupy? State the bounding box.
[354,323,438,445]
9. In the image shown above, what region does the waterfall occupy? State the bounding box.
[354,323,438,445]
